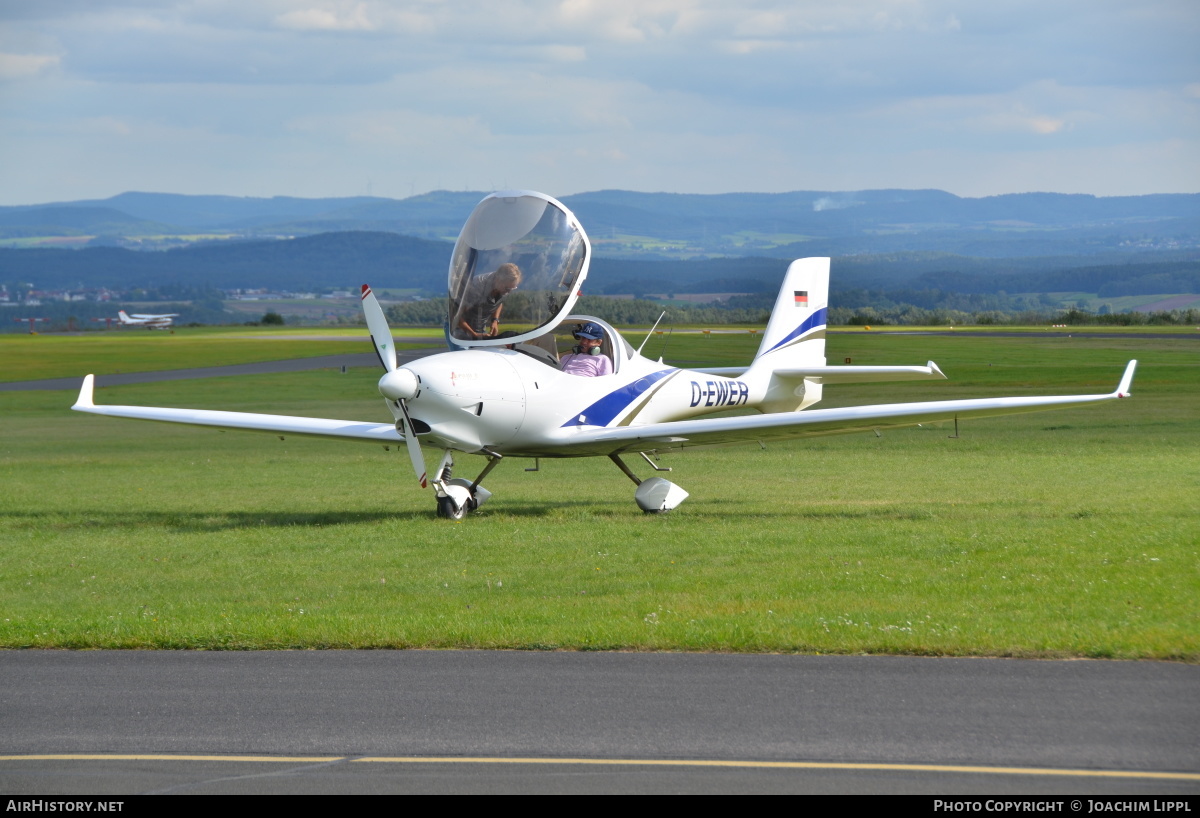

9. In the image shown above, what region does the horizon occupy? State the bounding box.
[6,186,1200,211]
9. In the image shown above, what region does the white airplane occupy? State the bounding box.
[117,310,178,329]
[73,191,1137,519]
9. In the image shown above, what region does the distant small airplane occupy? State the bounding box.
[73,191,1137,518]
[117,310,178,329]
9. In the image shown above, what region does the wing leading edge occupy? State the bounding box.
[531,360,1138,457]
[71,374,403,444]
[70,360,1137,455]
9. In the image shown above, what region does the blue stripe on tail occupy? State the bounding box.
[765,307,827,354]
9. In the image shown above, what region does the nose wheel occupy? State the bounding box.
[431,450,500,519]
[436,494,468,520]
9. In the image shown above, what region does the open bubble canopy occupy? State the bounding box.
[447,191,591,347]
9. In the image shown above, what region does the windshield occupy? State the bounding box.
[448,192,590,347]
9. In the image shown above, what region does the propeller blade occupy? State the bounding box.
[360,284,396,372]
[397,399,428,489]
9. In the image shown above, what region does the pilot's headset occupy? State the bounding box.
[572,322,605,355]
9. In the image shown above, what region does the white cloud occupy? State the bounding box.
[0,53,60,80]
[78,116,134,137]
[716,39,790,56]
[275,3,376,31]
[539,44,587,62]
[0,0,1196,202]
[1027,116,1066,135]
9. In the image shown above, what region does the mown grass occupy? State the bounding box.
[0,329,1196,657]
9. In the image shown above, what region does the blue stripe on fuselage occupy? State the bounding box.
[766,307,827,354]
[561,368,675,427]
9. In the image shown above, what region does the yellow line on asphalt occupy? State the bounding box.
[0,755,341,763]
[1,754,1197,781]
[353,758,1200,781]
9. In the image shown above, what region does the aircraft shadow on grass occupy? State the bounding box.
[5,509,403,532]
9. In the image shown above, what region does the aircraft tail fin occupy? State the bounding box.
[752,257,829,366]
[743,258,829,412]
[117,310,131,322]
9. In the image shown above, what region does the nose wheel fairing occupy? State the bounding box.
[430,450,499,519]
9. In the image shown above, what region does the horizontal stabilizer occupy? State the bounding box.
[773,361,946,384]
[690,366,749,377]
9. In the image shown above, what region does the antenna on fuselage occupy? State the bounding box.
[657,326,675,363]
[635,311,668,355]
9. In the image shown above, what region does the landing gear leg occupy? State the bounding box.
[468,452,503,502]
[609,453,642,486]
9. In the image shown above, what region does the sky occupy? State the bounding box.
[1,0,1197,205]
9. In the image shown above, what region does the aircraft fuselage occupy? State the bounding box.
[391,344,761,458]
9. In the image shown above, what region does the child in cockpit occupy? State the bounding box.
[560,322,612,377]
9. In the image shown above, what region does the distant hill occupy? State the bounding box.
[40,192,390,229]
[3,188,1196,259]
[0,206,178,238]
[3,189,1197,324]
[0,231,453,292]
[5,230,1195,304]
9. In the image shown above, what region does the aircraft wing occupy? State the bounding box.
[71,375,402,444]
[535,360,1137,457]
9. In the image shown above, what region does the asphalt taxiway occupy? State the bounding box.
[0,349,436,392]
[1,651,1196,794]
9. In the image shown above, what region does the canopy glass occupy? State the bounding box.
[447,192,591,347]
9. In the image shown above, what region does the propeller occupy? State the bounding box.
[361,284,396,371]
[361,284,427,488]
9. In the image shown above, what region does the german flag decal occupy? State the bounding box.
[794,290,809,306]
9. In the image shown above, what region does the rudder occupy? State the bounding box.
[743,258,830,413]
[753,257,829,365]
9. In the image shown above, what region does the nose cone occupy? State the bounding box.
[378,368,419,401]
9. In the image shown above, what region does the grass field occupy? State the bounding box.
[1,328,1196,658]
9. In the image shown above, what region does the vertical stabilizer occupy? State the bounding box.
[746,257,830,413]
[754,257,829,364]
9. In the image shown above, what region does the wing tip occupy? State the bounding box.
[1115,359,1137,398]
[72,374,95,410]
